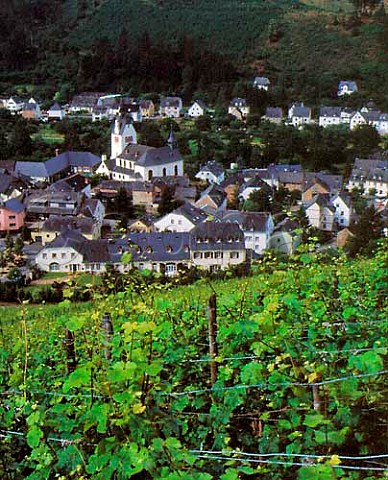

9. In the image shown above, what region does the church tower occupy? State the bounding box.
[110,114,137,159]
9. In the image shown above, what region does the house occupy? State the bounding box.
[31,215,101,245]
[159,97,183,118]
[15,151,101,184]
[288,102,312,127]
[139,99,155,118]
[336,227,355,248]
[21,98,42,120]
[124,102,143,123]
[24,190,82,220]
[302,173,343,201]
[318,106,343,128]
[69,92,104,113]
[347,157,388,198]
[79,198,105,224]
[278,171,304,192]
[131,182,160,213]
[269,218,301,255]
[195,184,227,212]
[35,229,115,273]
[128,216,155,233]
[350,109,388,135]
[239,176,273,202]
[195,160,225,184]
[331,192,353,227]
[220,210,274,254]
[220,173,246,206]
[0,173,25,202]
[303,194,335,231]
[262,107,283,124]
[0,199,25,232]
[188,100,207,118]
[50,174,92,198]
[228,98,250,120]
[337,81,358,97]
[92,94,122,121]
[47,102,66,121]
[190,221,246,272]
[6,96,24,113]
[253,76,270,91]
[127,231,191,276]
[154,202,209,233]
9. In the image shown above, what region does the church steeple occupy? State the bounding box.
[167,124,176,151]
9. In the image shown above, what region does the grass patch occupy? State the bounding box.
[32,126,65,145]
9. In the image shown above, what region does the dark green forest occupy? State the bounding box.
[0,0,387,107]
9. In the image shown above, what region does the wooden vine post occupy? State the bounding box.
[64,328,77,374]
[101,312,114,360]
[208,294,218,386]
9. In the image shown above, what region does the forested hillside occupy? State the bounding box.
[0,244,387,478]
[0,0,387,107]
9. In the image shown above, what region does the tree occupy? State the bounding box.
[243,188,271,212]
[7,120,32,157]
[157,185,182,216]
[347,206,384,257]
[349,125,380,158]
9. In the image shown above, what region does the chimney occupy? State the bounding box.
[55,148,59,156]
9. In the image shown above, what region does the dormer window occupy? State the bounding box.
[166,245,173,253]
[146,246,153,254]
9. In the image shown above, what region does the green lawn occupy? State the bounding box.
[31,126,65,145]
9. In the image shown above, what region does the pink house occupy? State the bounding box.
[0,199,25,232]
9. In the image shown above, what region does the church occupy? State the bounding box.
[96,115,184,182]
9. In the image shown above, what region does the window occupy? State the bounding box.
[52,253,57,259]
[71,253,75,259]
[204,252,213,259]
[166,263,177,275]
[42,253,47,259]
[214,252,223,259]
[49,263,59,271]
[61,253,66,259]
[171,219,175,224]
[230,252,239,259]
[8,215,15,219]
[193,252,202,259]
[10,223,16,227]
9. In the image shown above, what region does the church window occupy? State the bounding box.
[163,168,167,176]
[174,165,178,176]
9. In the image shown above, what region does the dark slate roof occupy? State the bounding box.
[23,102,39,111]
[319,106,342,117]
[241,175,272,191]
[291,106,311,118]
[191,221,244,250]
[304,194,335,212]
[160,97,182,108]
[152,175,190,188]
[338,80,358,91]
[172,202,209,224]
[199,160,224,177]
[220,173,245,188]
[120,144,154,159]
[111,114,134,135]
[71,92,103,108]
[220,211,271,232]
[273,218,299,233]
[230,97,248,107]
[2,198,24,213]
[42,215,95,235]
[198,184,226,208]
[127,231,190,262]
[46,229,86,249]
[50,174,90,193]
[136,146,181,167]
[254,76,270,86]
[304,172,343,192]
[0,174,12,194]
[278,171,304,185]
[139,99,154,108]
[80,198,102,218]
[49,102,63,111]
[265,107,283,118]
[15,152,100,179]
[192,99,207,110]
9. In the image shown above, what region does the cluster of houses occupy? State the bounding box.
[0,110,387,277]
[2,78,387,134]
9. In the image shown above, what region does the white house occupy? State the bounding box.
[188,100,207,118]
[160,97,183,118]
[288,102,312,127]
[228,98,250,120]
[221,211,274,254]
[6,96,24,113]
[318,106,343,128]
[253,76,270,91]
[331,192,353,227]
[47,102,66,121]
[195,161,225,185]
[154,202,208,233]
[304,194,335,231]
[337,81,358,97]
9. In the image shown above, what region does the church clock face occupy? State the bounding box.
[114,136,120,143]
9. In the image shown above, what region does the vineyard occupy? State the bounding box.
[0,244,387,479]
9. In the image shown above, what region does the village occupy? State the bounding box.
[0,78,387,288]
